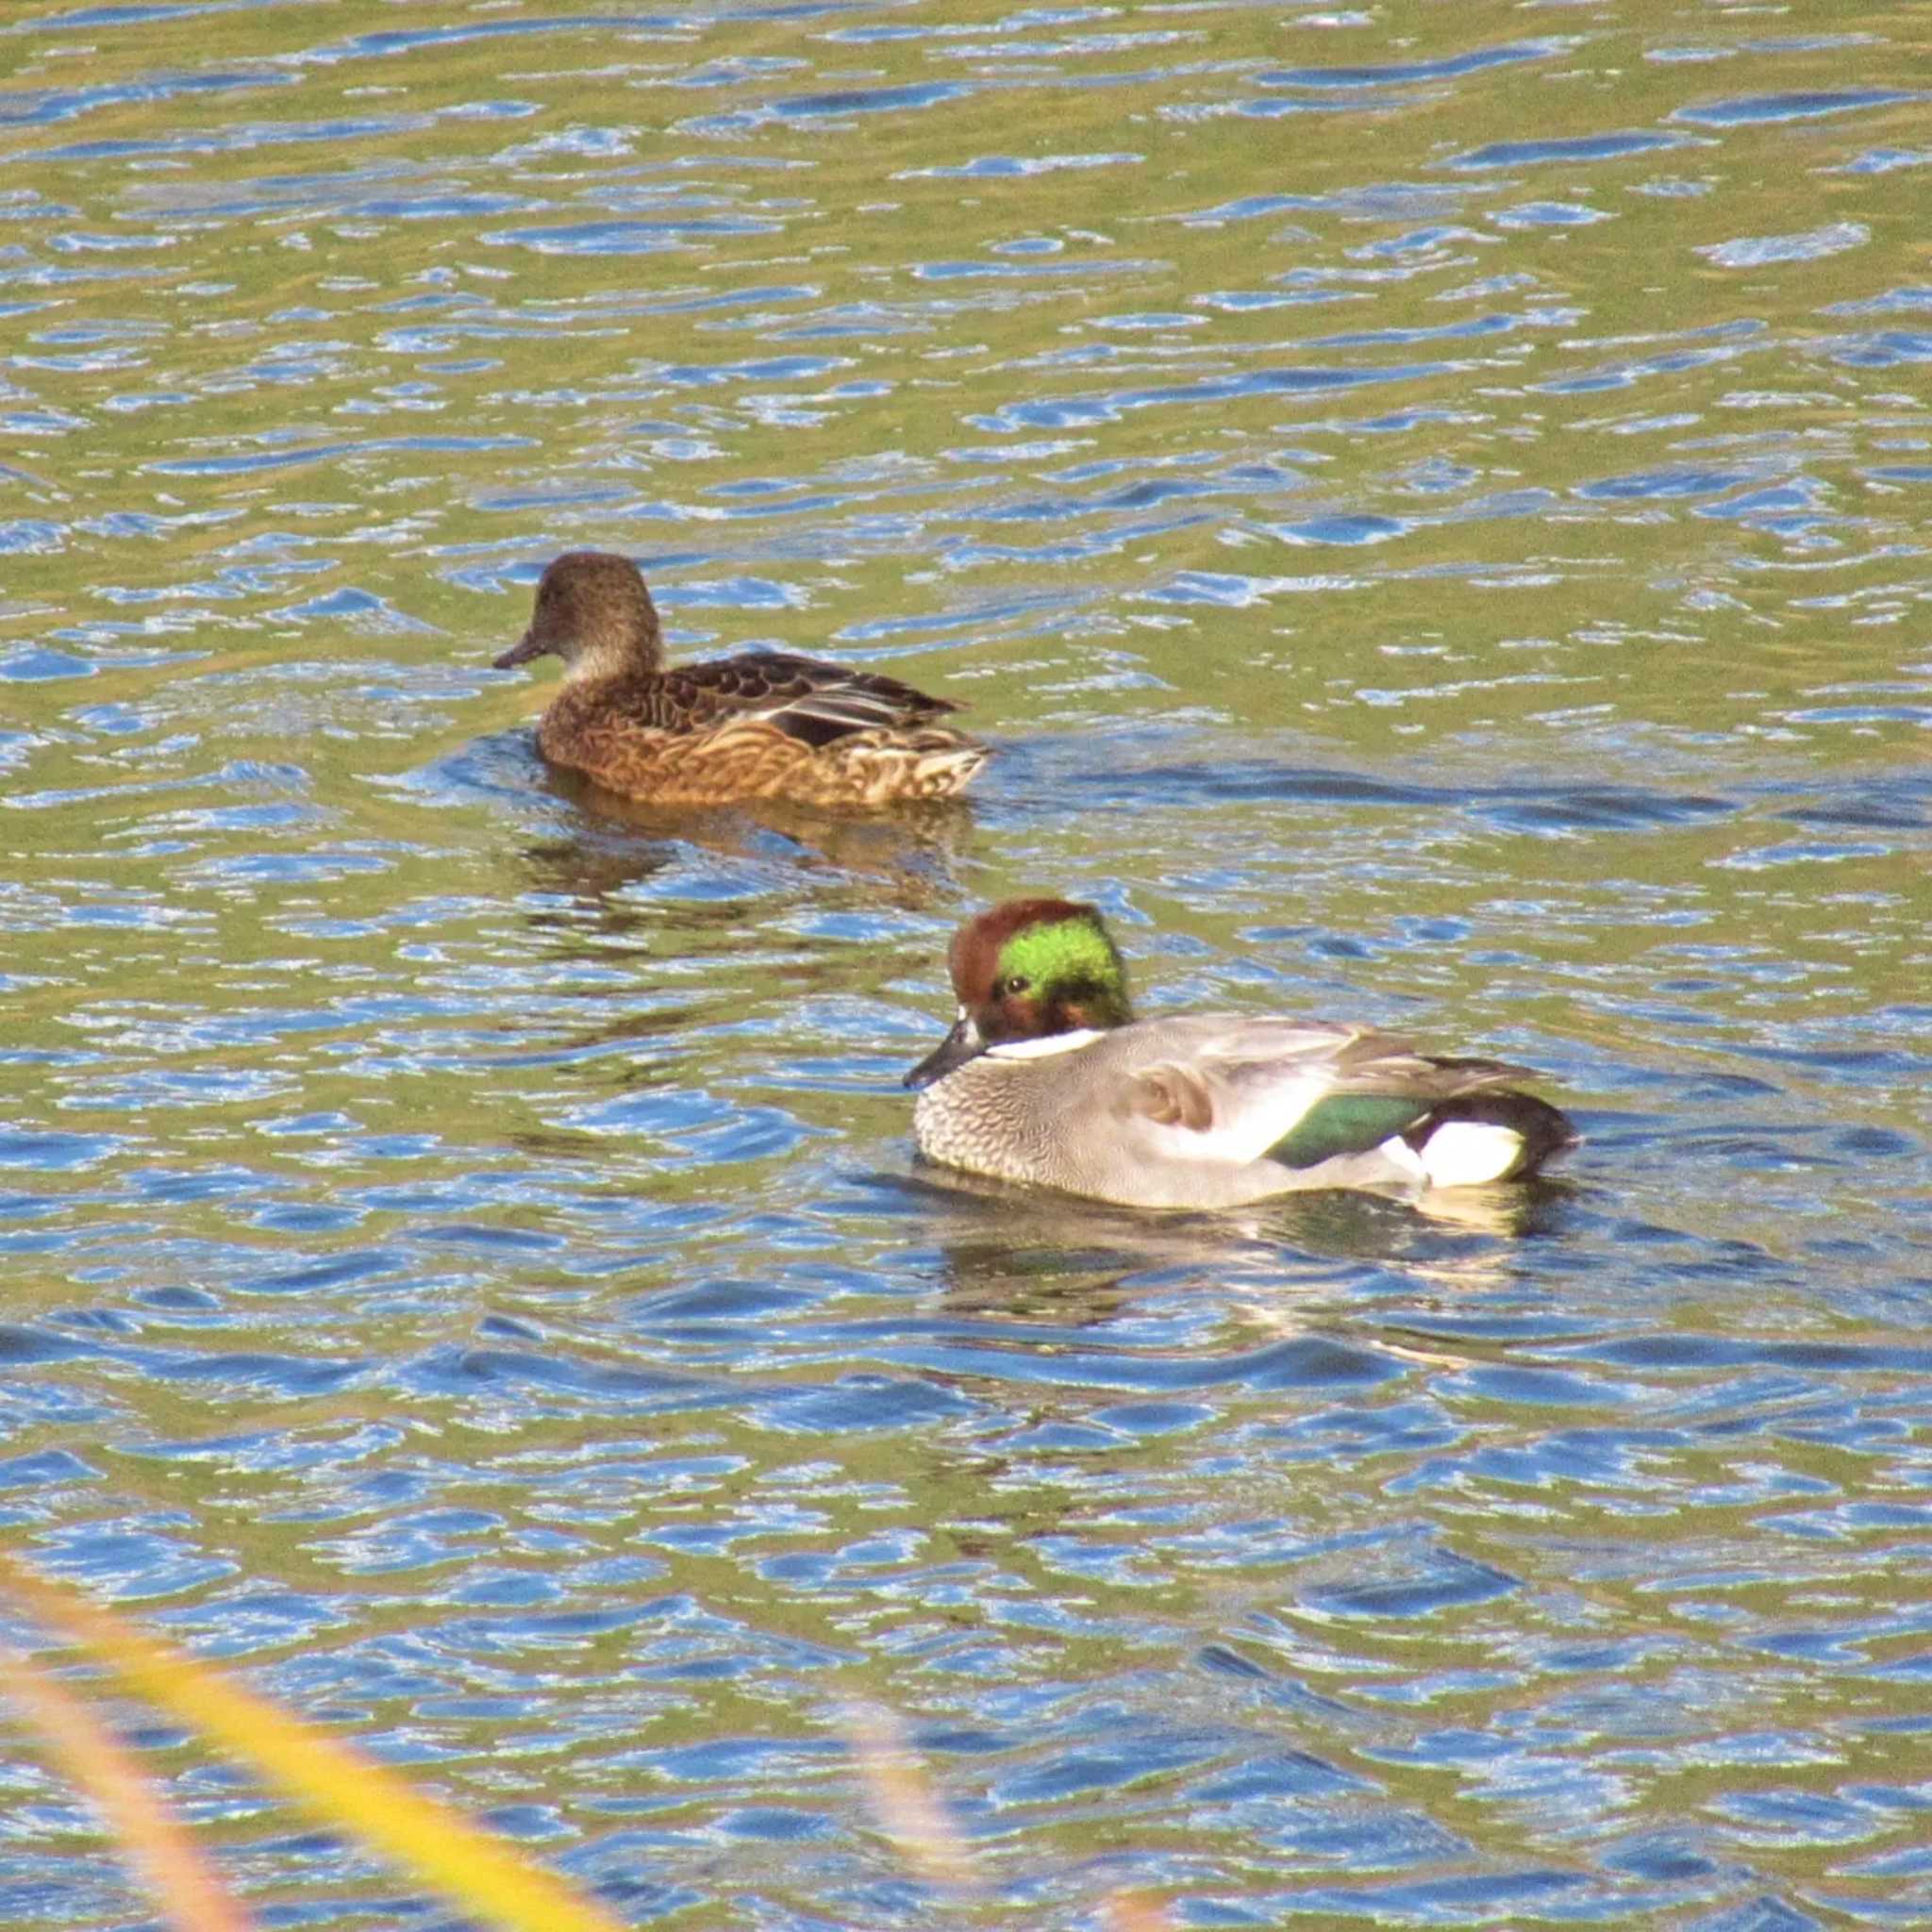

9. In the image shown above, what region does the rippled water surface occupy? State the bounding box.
[4,2,1931,1924]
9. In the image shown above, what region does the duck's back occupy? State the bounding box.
[538,650,987,806]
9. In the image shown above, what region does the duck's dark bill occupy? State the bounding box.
[904,1016,983,1090]
[492,628,544,670]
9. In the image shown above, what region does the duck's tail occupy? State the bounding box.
[855,733,990,803]
[913,739,991,799]
[1399,1091,1577,1187]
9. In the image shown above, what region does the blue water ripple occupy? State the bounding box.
[0,1129,123,1170]
[1674,90,1919,126]
[969,360,1447,433]
[0,67,291,128]
[1446,130,1690,169]
[1260,42,1559,90]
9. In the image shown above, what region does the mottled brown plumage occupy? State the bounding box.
[493,551,989,808]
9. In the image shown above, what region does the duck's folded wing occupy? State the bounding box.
[1124,1017,1531,1169]
[663,652,962,747]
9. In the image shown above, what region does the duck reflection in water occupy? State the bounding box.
[499,785,975,1090]
[866,1165,1574,1325]
[513,778,975,938]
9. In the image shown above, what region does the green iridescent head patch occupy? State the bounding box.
[995,909,1124,1000]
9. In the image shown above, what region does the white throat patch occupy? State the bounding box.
[986,1028,1105,1062]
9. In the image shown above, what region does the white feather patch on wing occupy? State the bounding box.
[774,687,906,732]
[1374,1134,1431,1186]
[1136,1066,1335,1166]
[1414,1121,1524,1188]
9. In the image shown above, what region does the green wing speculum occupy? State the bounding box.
[1267,1094,1428,1169]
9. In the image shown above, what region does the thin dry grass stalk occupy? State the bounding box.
[0,1651,254,1932]
[843,1701,977,1893]
[2,1554,626,1932]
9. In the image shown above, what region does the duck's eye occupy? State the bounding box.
[1001,974,1031,997]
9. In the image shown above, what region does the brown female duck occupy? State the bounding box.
[492,551,988,807]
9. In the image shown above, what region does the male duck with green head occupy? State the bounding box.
[905,898,1575,1209]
